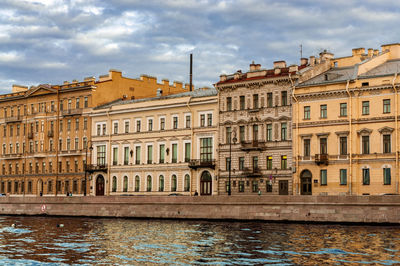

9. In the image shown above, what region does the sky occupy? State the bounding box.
[0,0,400,94]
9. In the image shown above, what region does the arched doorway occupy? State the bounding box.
[300,170,312,195]
[37,179,43,196]
[96,175,105,196]
[200,171,212,195]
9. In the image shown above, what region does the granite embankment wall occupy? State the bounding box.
[0,195,399,224]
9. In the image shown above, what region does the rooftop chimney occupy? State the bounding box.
[367,48,373,58]
[220,74,227,82]
[273,61,286,68]
[352,47,365,56]
[309,56,316,66]
[300,58,308,66]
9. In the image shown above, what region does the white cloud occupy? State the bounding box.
[0,51,24,63]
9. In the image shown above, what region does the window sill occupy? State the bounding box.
[340,184,347,186]
[338,115,347,118]
[319,117,327,119]
[303,118,310,120]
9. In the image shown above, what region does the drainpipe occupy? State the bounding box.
[186,96,194,195]
[289,73,299,195]
[345,80,352,195]
[107,108,111,196]
[392,73,398,194]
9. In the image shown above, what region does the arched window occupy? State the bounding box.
[159,175,164,191]
[171,174,177,192]
[184,174,190,192]
[112,176,117,192]
[123,176,128,192]
[135,175,140,192]
[147,175,152,192]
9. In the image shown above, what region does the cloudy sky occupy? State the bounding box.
[0,0,399,94]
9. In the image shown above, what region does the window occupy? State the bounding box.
[83,137,87,149]
[281,155,287,169]
[124,121,129,133]
[200,137,213,162]
[124,147,129,165]
[136,120,141,132]
[340,103,347,117]
[252,156,258,171]
[184,174,190,192]
[362,136,369,154]
[252,181,258,192]
[239,126,245,142]
[253,124,258,141]
[320,105,327,118]
[147,175,152,192]
[171,175,177,192]
[68,99,72,109]
[148,119,153,131]
[320,138,327,154]
[340,137,347,155]
[185,115,191,128]
[113,122,118,134]
[84,96,88,108]
[226,127,231,144]
[173,116,178,129]
[59,100,63,111]
[267,124,272,141]
[97,145,106,165]
[171,143,177,163]
[47,180,52,193]
[266,182,272,192]
[66,139,71,151]
[383,99,391,113]
[304,139,310,158]
[226,97,232,111]
[281,91,287,106]
[207,114,212,126]
[159,144,165,163]
[226,157,231,171]
[383,135,391,153]
[147,145,153,164]
[239,181,245,192]
[200,114,205,127]
[304,106,310,119]
[225,181,230,193]
[267,156,273,170]
[123,176,128,192]
[76,97,80,109]
[184,143,191,163]
[74,138,78,150]
[240,95,245,110]
[253,94,259,109]
[267,92,273,107]
[239,157,245,170]
[362,101,369,115]
[74,160,78,172]
[363,168,370,185]
[320,170,327,186]
[159,175,164,192]
[281,123,287,141]
[383,168,391,185]
[160,117,165,130]
[112,176,117,192]
[135,146,141,164]
[135,176,140,192]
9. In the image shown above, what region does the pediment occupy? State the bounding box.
[278,115,290,121]
[378,126,394,134]
[357,128,373,135]
[25,84,57,97]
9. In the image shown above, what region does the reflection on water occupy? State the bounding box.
[0,216,399,265]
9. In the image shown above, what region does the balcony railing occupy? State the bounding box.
[5,116,22,123]
[240,140,266,151]
[315,154,329,165]
[243,167,262,177]
[85,164,108,173]
[188,159,216,169]
[62,108,83,117]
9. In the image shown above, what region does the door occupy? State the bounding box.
[279,180,289,195]
[96,175,105,196]
[300,170,312,195]
[200,171,212,195]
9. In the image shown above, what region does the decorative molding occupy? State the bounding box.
[357,128,373,135]
[335,131,349,136]
[378,126,394,134]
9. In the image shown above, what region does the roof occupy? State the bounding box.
[95,87,217,110]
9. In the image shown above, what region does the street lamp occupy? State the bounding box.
[228,130,237,196]
[84,142,93,196]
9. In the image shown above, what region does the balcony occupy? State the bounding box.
[243,167,262,177]
[62,108,82,117]
[47,130,54,137]
[188,159,216,169]
[28,132,33,139]
[315,154,329,165]
[85,164,107,173]
[240,140,266,151]
[5,116,22,123]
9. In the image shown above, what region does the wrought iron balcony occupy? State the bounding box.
[243,167,262,177]
[188,159,216,169]
[315,154,329,165]
[85,163,108,173]
[62,108,83,117]
[5,116,22,123]
[240,140,266,151]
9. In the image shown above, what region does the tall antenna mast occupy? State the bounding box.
[189,53,193,91]
[300,44,303,58]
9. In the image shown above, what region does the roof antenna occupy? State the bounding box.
[189,53,193,91]
[300,44,303,59]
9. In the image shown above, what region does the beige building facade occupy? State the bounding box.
[89,88,218,196]
[293,43,400,196]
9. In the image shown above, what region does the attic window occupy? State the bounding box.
[324,74,328,81]
[362,82,369,87]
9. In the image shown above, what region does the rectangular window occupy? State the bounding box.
[320,104,327,118]
[320,138,327,154]
[281,91,287,106]
[240,95,245,110]
[173,116,178,129]
[102,123,106,135]
[226,127,232,144]
[238,181,245,192]
[113,122,118,134]
[160,117,165,130]
[124,147,129,165]
[200,137,213,162]
[207,114,212,126]
[304,106,310,119]
[320,169,327,186]
[136,120,141,132]
[124,121,129,133]
[239,157,244,170]
[135,146,141,164]
[185,115,191,128]
[252,156,258,171]
[383,134,391,153]
[239,126,245,142]
[252,181,258,192]
[84,118,88,130]
[363,168,370,185]
[340,136,347,155]
[226,97,232,111]
[76,97,80,109]
[200,114,205,127]
[362,101,369,115]
[383,168,391,185]
[383,99,391,113]
[97,145,106,165]
[362,135,370,154]
[304,139,310,157]
[147,145,153,164]
[253,94,259,109]
[267,156,273,170]
[74,138,78,150]
[267,124,272,141]
[171,143,177,163]
[184,143,191,162]
[148,119,153,131]
[267,92,273,107]
[226,157,231,171]
[159,144,165,163]
[281,155,287,169]
[281,123,287,141]
[340,103,347,116]
[84,96,88,108]
[253,124,258,141]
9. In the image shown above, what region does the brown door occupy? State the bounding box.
[200,171,212,195]
[96,175,105,196]
[279,180,289,195]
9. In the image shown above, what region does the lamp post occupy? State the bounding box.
[228,131,237,196]
[84,142,93,196]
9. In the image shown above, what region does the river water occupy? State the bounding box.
[1,216,400,265]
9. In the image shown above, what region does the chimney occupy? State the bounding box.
[220,74,227,82]
[289,65,298,72]
[368,48,374,58]
[234,71,241,80]
[300,58,308,66]
[250,61,256,71]
[162,79,169,86]
[273,61,286,68]
[309,56,316,66]
[315,57,321,64]
[320,50,334,61]
[352,48,365,56]
[12,84,28,93]
[374,49,379,56]
[63,81,69,85]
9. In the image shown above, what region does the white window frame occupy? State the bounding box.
[112,120,119,134]
[159,116,166,130]
[198,111,213,127]
[147,117,154,131]
[172,115,179,129]
[123,119,130,133]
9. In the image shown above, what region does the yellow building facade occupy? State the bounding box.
[293,44,400,195]
[0,70,187,196]
[89,88,218,196]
